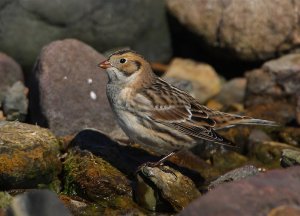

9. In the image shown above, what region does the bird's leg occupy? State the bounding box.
[136,149,182,174]
[151,149,181,167]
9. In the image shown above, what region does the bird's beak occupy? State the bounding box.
[98,60,112,69]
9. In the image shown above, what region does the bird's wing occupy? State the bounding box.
[134,78,234,147]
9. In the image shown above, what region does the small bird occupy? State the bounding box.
[99,50,277,165]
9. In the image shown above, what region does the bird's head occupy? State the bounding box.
[99,50,153,85]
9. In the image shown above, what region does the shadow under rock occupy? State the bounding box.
[69,129,205,183]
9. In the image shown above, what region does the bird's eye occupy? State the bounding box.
[120,58,126,64]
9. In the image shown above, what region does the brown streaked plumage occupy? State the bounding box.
[99,50,277,160]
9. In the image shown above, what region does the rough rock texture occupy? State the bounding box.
[0,53,23,102]
[29,39,119,136]
[281,149,300,167]
[135,166,200,212]
[167,0,300,62]
[63,149,132,202]
[215,78,246,107]
[179,166,300,216]
[164,58,222,103]
[6,190,71,216]
[208,165,259,189]
[2,81,28,121]
[245,54,300,125]
[0,121,61,190]
[0,0,171,69]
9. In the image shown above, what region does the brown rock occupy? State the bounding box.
[167,0,300,62]
[245,54,300,125]
[0,121,61,190]
[268,205,300,216]
[164,58,222,103]
[0,53,23,102]
[29,39,119,136]
[179,166,300,216]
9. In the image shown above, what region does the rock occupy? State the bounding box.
[167,0,300,62]
[0,192,12,209]
[0,0,171,69]
[0,121,61,190]
[208,165,259,190]
[267,205,300,216]
[2,81,28,121]
[245,54,300,124]
[0,53,23,103]
[249,141,299,169]
[29,39,119,136]
[59,194,145,216]
[164,77,193,95]
[179,166,300,216]
[63,149,131,202]
[209,151,249,173]
[6,190,71,216]
[164,58,222,103]
[215,78,246,107]
[135,165,200,212]
[278,127,300,146]
[281,149,300,167]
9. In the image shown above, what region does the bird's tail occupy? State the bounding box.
[212,112,279,130]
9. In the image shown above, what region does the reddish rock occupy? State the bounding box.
[0,53,23,102]
[29,39,119,136]
[179,166,300,216]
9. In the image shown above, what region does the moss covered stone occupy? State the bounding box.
[0,121,61,189]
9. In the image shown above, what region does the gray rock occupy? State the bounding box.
[29,39,119,136]
[6,190,71,216]
[281,149,300,167]
[0,53,23,103]
[245,54,300,125]
[0,121,61,190]
[179,166,300,216]
[167,0,300,62]
[2,81,28,121]
[215,78,246,106]
[0,0,171,69]
[208,165,259,189]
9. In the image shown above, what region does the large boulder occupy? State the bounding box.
[179,166,300,216]
[0,0,171,69]
[29,39,120,136]
[167,0,300,62]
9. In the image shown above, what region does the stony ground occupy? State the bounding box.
[1,1,300,216]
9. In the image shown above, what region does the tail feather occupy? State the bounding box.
[214,112,279,130]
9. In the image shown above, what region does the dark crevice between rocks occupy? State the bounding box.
[167,11,264,79]
[26,58,49,127]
